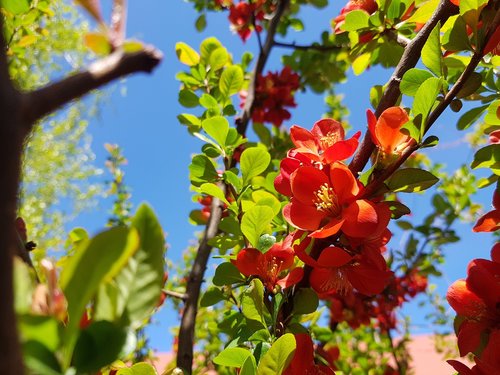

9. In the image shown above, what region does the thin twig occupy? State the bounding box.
[348,0,458,176]
[273,40,343,51]
[236,0,290,135]
[164,290,188,300]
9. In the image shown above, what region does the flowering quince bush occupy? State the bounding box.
[5,0,500,374]
[172,0,500,373]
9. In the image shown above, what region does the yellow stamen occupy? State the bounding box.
[314,183,341,216]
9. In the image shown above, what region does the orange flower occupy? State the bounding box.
[367,106,412,157]
[289,119,360,164]
[283,163,388,239]
[473,190,500,232]
[233,236,303,291]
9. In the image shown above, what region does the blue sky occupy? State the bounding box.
[69,0,496,352]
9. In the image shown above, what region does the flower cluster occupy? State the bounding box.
[226,0,266,41]
[447,244,500,374]
[241,66,300,126]
[273,115,408,296]
[328,271,428,331]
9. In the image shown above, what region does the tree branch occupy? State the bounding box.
[176,193,225,373]
[23,46,162,124]
[349,0,458,175]
[236,0,290,135]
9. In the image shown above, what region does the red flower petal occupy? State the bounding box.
[284,200,327,231]
[329,162,360,202]
[310,217,345,238]
[473,209,500,232]
[447,360,474,375]
[446,279,486,318]
[290,125,319,159]
[311,118,345,141]
[342,199,380,238]
[291,166,330,204]
[317,247,353,268]
[277,267,304,288]
[491,242,500,263]
[457,320,484,356]
[323,132,360,163]
[347,264,392,295]
[234,248,263,276]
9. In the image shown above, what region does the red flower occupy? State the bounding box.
[473,189,500,232]
[290,119,361,164]
[446,255,500,356]
[275,150,314,196]
[233,236,303,291]
[333,0,378,34]
[283,334,335,375]
[243,66,300,126]
[448,330,500,374]
[367,106,412,158]
[283,163,389,239]
[228,1,265,41]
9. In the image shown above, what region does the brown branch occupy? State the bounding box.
[164,289,188,300]
[236,0,290,135]
[176,1,290,372]
[23,46,162,124]
[273,40,343,51]
[348,0,458,176]
[425,6,500,133]
[176,193,225,373]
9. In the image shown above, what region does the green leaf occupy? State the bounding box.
[400,69,434,96]
[240,147,271,185]
[352,53,371,76]
[241,205,274,248]
[202,116,229,146]
[442,16,471,51]
[213,347,252,367]
[177,113,201,128]
[256,333,296,375]
[13,258,34,314]
[199,93,219,109]
[73,321,128,373]
[117,363,158,375]
[223,170,243,194]
[485,101,500,125]
[421,23,442,76]
[421,135,439,148]
[460,0,488,29]
[471,145,500,172]
[387,201,411,219]
[209,47,229,71]
[200,37,223,61]
[405,0,440,23]
[240,355,258,375]
[241,279,267,325]
[101,204,165,328]
[23,341,62,375]
[200,287,226,307]
[292,288,319,315]
[412,77,441,123]
[189,154,218,186]
[341,10,370,31]
[195,14,207,32]
[220,65,244,97]
[213,262,245,286]
[1,0,29,14]
[178,89,199,108]
[386,168,439,192]
[60,227,139,358]
[457,105,488,130]
[175,42,200,66]
[18,315,60,352]
[198,183,230,205]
